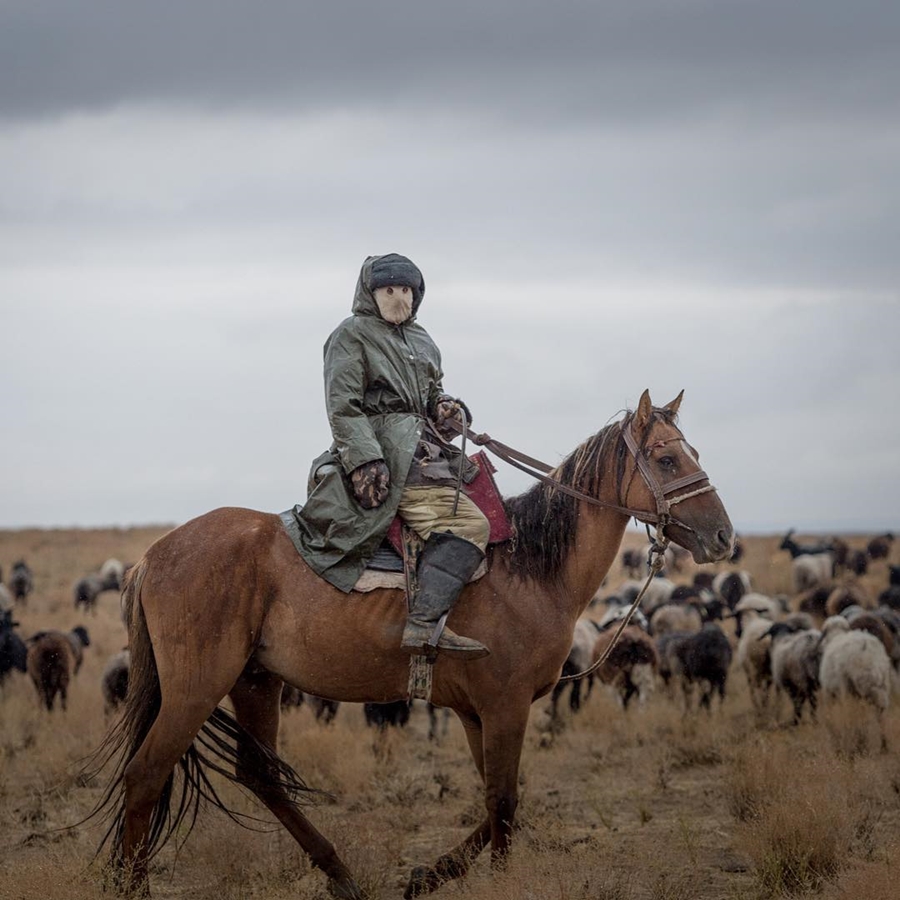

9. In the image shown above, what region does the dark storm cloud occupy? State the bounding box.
[2,1,898,124]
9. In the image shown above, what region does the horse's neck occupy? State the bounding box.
[561,507,630,614]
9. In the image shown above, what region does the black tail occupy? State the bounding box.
[81,559,320,863]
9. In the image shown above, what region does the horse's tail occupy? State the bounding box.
[82,555,319,864]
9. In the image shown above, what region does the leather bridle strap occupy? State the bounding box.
[442,418,717,532]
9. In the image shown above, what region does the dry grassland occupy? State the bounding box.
[1,525,899,900]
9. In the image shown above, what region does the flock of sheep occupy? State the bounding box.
[549,531,898,745]
[0,558,127,712]
[2,533,898,749]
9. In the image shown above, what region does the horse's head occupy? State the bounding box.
[623,389,734,564]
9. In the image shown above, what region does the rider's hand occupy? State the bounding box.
[350,460,391,509]
[434,395,471,437]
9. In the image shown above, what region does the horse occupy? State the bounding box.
[91,390,733,899]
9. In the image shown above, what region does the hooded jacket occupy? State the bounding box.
[287,254,478,592]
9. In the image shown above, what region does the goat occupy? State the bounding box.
[101,648,130,714]
[620,576,676,616]
[26,626,90,711]
[9,561,34,607]
[779,529,834,559]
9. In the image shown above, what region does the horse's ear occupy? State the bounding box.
[635,389,653,431]
[664,390,684,418]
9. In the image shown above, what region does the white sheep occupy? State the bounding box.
[650,603,702,637]
[819,616,891,728]
[736,612,775,711]
[791,553,833,593]
[620,577,676,615]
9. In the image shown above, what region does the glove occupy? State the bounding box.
[434,394,471,438]
[350,460,391,509]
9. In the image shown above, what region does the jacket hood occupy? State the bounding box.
[352,254,425,319]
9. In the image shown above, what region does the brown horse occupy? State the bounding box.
[94,390,733,898]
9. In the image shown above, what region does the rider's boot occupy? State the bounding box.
[401,531,490,660]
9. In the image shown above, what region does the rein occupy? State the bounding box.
[442,414,719,685]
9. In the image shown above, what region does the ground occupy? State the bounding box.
[1,525,899,900]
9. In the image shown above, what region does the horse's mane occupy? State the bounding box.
[502,408,676,587]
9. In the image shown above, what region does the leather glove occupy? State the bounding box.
[350,460,391,509]
[434,395,471,438]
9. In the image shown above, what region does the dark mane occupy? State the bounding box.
[502,408,676,587]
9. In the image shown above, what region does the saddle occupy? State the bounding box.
[355,450,512,592]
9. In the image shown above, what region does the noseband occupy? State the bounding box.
[619,422,717,537]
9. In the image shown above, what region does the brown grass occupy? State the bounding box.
[1,526,898,899]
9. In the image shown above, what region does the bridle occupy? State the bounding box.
[441,413,721,685]
[443,414,718,540]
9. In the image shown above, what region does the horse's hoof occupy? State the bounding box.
[326,876,366,900]
[404,865,442,899]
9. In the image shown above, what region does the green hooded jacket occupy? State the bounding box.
[285,254,478,592]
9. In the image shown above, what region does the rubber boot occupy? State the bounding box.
[401,531,490,660]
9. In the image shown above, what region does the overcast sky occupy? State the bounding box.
[2,1,898,535]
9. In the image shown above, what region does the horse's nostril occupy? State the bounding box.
[717,529,733,550]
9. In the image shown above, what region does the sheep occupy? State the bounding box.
[670,585,725,623]
[650,603,702,637]
[830,537,850,573]
[791,553,834,593]
[879,586,900,611]
[621,547,645,579]
[590,625,659,709]
[676,624,733,711]
[550,616,603,721]
[0,611,27,686]
[598,604,649,633]
[101,648,130,714]
[712,570,751,614]
[9,561,34,607]
[867,533,895,561]
[779,529,834,559]
[847,614,894,658]
[733,592,783,639]
[825,583,873,618]
[768,622,822,725]
[736,612,774,711]
[798,586,833,621]
[622,544,689,579]
[26,626,91,711]
[846,550,869,577]
[427,703,451,742]
[100,558,126,591]
[620,576,676,615]
[73,564,123,613]
[819,616,891,747]
[363,700,412,730]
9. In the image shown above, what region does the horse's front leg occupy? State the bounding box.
[405,713,491,899]
[482,704,530,863]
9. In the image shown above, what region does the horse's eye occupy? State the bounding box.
[659,456,675,469]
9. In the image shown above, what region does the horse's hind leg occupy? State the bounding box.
[119,695,223,892]
[228,670,364,900]
[405,714,491,899]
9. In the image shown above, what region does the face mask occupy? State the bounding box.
[373,285,413,324]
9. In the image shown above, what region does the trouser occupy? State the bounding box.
[397,485,490,551]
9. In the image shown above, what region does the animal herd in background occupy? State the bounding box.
[550,529,898,741]
[2,531,898,742]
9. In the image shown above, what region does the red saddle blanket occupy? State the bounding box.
[386,450,513,555]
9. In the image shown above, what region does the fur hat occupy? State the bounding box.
[366,253,425,306]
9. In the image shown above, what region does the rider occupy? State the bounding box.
[291,253,490,659]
